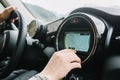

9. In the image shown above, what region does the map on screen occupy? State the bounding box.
[64,32,90,52]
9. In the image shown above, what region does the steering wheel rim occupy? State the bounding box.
[0,10,27,79]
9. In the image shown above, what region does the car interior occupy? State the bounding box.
[0,0,120,80]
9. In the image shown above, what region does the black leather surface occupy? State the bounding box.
[3,70,38,80]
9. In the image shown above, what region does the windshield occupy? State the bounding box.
[21,0,120,23]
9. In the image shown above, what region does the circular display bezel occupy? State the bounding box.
[56,13,98,63]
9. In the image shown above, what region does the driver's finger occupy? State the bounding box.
[5,6,17,13]
[65,52,81,63]
[70,62,82,69]
[10,17,18,23]
[68,56,81,63]
[59,49,76,54]
[57,49,81,63]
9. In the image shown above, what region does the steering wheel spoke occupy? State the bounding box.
[0,10,27,79]
[10,23,18,31]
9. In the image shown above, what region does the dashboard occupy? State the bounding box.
[27,7,114,63]
[1,0,120,79]
[26,7,120,80]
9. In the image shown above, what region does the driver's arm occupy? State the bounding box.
[29,49,82,80]
[0,6,16,22]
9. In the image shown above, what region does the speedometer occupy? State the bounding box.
[27,20,38,37]
[27,19,46,40]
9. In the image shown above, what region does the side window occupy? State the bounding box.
[0,3,5,12]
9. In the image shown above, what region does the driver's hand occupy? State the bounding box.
[0,6,17,22]
[38,49,81,80]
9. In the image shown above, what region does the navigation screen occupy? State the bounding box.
[64,32,90,52]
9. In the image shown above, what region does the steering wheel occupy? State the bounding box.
[0,10,27,79]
